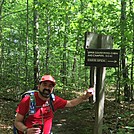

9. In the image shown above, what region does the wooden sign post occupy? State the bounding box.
[84,32,120,134]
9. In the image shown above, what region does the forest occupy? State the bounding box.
[0,0,134,134]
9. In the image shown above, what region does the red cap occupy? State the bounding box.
[40,75,56,86]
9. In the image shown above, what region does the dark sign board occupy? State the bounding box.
[85,49,120,67]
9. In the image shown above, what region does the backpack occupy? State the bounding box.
[13,90,55,134]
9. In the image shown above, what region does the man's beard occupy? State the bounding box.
[39,88,51,98]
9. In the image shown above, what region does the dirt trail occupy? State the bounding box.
[0,99,134,134]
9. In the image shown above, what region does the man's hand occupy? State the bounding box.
[26,127,41,134]
[82,87,94,100]
[65,87,94,107]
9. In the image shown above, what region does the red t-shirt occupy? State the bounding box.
[16,92,67,134]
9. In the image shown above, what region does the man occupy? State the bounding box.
[14,74,93,134]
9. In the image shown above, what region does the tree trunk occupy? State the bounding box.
[45,21,50,74]
[33,0,40,89]
[129,0,134,101]
[120,0,130,101]
[24,0,29,90]
[62,32,67,86]
[62,9,68,86]
[71,40,78,84]
[0,0,4,86]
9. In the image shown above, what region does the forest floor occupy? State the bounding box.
[0,93,134,134]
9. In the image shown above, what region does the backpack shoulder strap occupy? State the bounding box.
[49,93,55,112]
[22,90,38,98]
[22,90,38,115]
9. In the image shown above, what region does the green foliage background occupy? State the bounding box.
[0,0,133,99]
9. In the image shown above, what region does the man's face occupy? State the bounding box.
[38,81,54,98]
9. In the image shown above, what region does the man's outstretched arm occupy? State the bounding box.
[65,88,94,107]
